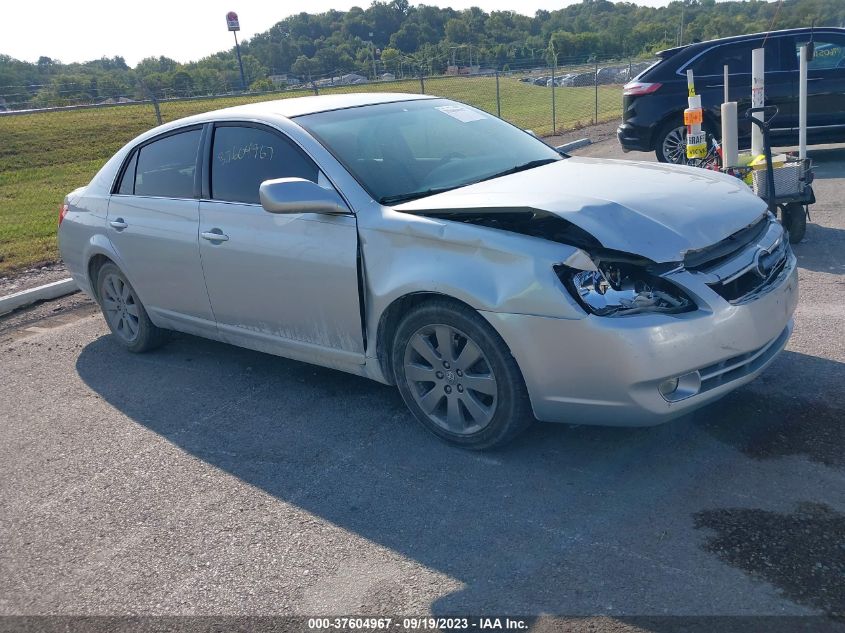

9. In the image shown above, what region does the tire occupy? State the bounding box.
[655,118,716,164]
[392,299,533,450]
[780,203,807,244]
[96,263,169,353]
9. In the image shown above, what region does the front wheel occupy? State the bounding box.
[392,300,533,450]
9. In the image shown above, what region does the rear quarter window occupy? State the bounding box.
[802,37,845,70]
[116,151,137,195]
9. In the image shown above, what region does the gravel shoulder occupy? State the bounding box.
[0,260,70,296]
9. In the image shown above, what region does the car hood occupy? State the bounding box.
[393,156,768,263]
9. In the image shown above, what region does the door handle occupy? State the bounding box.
[201,229,229,242]
[109,218,128,230]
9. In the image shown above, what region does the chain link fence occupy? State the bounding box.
[0,56,653,275]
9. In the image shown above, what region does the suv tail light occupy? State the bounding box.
[623,81,662,96]
[58,203,69,226]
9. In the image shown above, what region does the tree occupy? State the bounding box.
[249,78,276,92]
[4,0,845,110]
[292,55,317,82]
[171,71,194,97]
[380,47,401,73]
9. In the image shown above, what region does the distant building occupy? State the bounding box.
[446,65,481,76]
[269,74,299,86]
[315,73,369,87]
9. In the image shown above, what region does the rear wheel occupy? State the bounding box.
[392,299,533,450]
[780,203,807,244]
[97,263,169,353]
[655,118,716,164]
[656,121,688,164]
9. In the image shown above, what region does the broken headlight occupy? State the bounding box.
[557,261,695,317]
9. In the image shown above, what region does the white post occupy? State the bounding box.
[799,44,808,160]
[751,47,765,156]
[684,69,706,160]
[724,64,729,104]
[721,102,738,168]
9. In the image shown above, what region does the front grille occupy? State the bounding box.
[708,245,789,303]
[688,218,792,305]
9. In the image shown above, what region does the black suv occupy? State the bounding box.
[617,27,845,162]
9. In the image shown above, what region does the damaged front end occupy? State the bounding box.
[404,207,603,251]
[402,206,696,318]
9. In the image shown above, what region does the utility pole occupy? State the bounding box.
[679,1,685,46]
[226,11,247,91]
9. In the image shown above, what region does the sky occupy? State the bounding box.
[4,0,676,67]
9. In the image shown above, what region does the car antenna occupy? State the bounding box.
[807,19,815,61]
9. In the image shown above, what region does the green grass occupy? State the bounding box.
[0,77,623,274]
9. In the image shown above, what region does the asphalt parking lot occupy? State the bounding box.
[1,134,844,624]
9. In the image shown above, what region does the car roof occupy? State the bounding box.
[656,26,845,59]
[214,91,435,119]
[129,92,437,147]
[133,92,437,144]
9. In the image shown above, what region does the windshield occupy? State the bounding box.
[295,98,562,204]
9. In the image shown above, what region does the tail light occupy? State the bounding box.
[623,81,662,96]
[58,203,69,226]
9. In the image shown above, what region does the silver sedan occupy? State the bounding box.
[58,94,798,449]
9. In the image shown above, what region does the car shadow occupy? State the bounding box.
[792,223,845,275]
[75,334,844,615]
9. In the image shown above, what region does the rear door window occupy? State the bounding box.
[210,125,318,204]
[799,36,845,70]
[689,40,781,76]
[134,129,201,199]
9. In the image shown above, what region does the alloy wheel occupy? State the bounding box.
[101,273,141,343]
[662,125,688,164]
[403,324,498,435]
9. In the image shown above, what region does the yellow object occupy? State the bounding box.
[749,153,786,170]
[686,143,708,159]
[686,130,707,159]
[737,153,755,167]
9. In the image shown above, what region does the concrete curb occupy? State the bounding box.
[556,138,592,153]
[0,279,79,316]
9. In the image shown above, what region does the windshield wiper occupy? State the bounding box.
[477,157,561,184]
[380,186,462,205]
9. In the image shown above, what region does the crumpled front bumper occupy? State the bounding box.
[481,254,798,426]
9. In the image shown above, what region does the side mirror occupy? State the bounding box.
[524,129,537,137]
[259,177,349,215]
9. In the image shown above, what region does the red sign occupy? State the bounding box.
[226,11,240,32]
